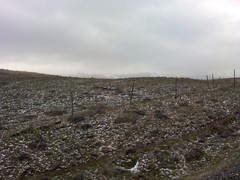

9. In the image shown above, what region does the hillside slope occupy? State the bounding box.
[0,70,239,180]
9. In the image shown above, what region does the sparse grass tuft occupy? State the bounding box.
[132,110,146,116]
[89,104,107,116]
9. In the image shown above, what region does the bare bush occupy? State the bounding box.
[68,112,85,123]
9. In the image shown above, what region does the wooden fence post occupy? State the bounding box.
[234,69,236,89]
[130,81,135,106]
[206,75,209,88]
[212,74,215,89]
[175,77,178,98]
[70,91,74,118]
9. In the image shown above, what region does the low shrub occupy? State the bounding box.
[68,104,107,124]
[24,114,38,120]
[221,117,235,126]
[73,175,84,180]
[39,125,51,131]
[123,158,138,169]
[179,101,190,107]
[114,87,124,94]
[81,124,92,131]
[125,148,136,155]
[184,148,205,162]
[150,129,161,137]
[154,110,169,119]
[10,124,37,138]
[133,110,146,116]
[143,97,151,102]
[89,104,107,116]
[28,135,47,151]
[209,124,233,138]
[44,109,67,116]
[114,115,136,124]
[0,124,4,130]
[16,153,31,161]
[68,112,85,123]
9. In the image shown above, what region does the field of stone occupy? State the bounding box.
[0,69,239,180]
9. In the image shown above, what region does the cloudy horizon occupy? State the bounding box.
[1,0,240,79]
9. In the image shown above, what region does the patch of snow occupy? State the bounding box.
[129,161,140,173]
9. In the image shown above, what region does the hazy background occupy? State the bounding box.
[0,0,240,78]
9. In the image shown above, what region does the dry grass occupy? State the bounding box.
[1,69,239,180]
[68,112,85,123]
[44,109,67,116]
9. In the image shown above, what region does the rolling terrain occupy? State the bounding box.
[0,69,239,179]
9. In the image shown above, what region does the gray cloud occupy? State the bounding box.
[0,0,240,78]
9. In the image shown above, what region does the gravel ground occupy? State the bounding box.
[201,162,240,180]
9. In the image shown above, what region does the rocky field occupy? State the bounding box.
[0,69,240,180]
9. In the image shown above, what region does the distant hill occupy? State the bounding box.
[0,69,62,87]
[74,72,163,79]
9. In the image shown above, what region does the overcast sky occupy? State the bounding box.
[0,0,240,78]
